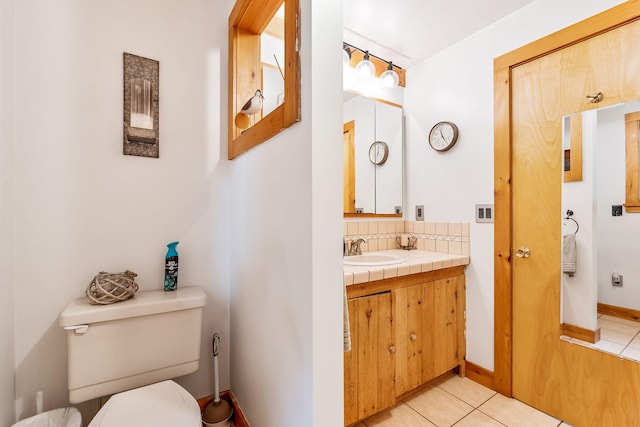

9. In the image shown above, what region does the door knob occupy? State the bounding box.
[410,333,417,341]
[388,345,396,354]
[515,247,531,258]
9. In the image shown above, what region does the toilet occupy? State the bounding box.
[58,286,206,426]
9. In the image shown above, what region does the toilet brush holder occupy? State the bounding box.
[202,399,233,426]
[202,333,233,426]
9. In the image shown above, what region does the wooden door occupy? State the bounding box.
[497,6,640,425]
[343,292,395,424]
[343,121,356,213]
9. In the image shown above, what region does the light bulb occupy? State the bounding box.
[355,51,375,82]
[343,46,352,67]
[380,62,399,88]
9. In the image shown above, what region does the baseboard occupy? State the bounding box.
[561,322,601,344]
[465,360,495,391]
[598,302,640,322]
[198,390,250,427]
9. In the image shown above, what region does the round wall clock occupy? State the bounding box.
[369,141,389,165]
[428,121,459,152]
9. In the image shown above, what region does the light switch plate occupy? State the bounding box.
[476,204,494,223]
[415,205,424,221]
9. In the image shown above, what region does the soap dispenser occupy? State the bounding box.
[164,241,179,291]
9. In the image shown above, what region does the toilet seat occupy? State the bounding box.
[88,380,201,427]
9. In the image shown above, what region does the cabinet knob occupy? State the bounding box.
[410,333,417,341]
[388,345,396,354]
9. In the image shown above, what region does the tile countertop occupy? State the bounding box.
[344,249,470,286]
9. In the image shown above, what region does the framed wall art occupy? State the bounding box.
[123,52,159,158]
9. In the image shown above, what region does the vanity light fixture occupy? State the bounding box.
[355,51,375,82]
[380,61,399,88]
[343,42,403,88]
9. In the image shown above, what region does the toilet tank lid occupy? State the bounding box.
[59,286,206,327]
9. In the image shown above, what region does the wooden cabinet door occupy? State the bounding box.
[393,283,424,397]
[424,276,464,381]
[395,275,466,396]
[344,292,395,424]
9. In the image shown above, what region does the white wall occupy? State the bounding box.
[561,112,598,331]
[596,101,640,309]
[12,0,230,422]
[1,0,16,424]
[229,0,343,424]
[404,0,626,371]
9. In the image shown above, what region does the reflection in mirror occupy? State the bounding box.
[261,4,285,118]
[343,92,403,215]
[561,100,640,359]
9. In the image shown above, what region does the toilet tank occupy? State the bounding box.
[59,286,206,404]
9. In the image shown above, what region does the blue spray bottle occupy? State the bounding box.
[164,241,179,291]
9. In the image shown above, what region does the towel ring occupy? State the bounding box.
[564,209,579,234]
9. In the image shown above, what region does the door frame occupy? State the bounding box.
[493,1,640,397]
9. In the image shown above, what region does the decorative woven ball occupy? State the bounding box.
[86,270,139,305]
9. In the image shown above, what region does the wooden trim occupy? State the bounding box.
[625,111,640,211]
[561,323,601,344]
[564,113,583,182]
[198,390,250,427]
[493,64,513,397]
[494,2,640,71]
[344,121,356,214]
[493,1,640,399]
[465,361,496,391]
[343,213,403,218]
[598,302,640,322]
[346,267,465,300]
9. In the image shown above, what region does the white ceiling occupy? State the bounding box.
[343,0,536,69]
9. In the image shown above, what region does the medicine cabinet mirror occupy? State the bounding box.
[343,91,403,217]
[228,0,300,160]
[560,99,640,359]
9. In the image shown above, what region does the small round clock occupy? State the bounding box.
[369,141,389,165]
[428,121,459,152]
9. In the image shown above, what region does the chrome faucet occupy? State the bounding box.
[344,239,367,256]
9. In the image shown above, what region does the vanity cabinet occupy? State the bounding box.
[344,267,466,425]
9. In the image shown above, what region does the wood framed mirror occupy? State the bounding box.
[228,0,300,159]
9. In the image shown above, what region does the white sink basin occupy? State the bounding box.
[344,253,406,266]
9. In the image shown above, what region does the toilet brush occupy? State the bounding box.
[203,333,233,425]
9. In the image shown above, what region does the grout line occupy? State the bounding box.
[435,380,497,409]
[451,409,508,426]
[620,329,640,355]
[398,400,439,426]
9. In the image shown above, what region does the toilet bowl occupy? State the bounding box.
[88,380,201,427]
[11,407,81,427]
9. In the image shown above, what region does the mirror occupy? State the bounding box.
[561,100,640,360]
[228,0,300,160]
[343,91,403,216]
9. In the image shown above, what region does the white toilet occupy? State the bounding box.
[59,286,206,426]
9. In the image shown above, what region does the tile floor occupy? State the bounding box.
[562,313,640,361]
[354,373,571,427]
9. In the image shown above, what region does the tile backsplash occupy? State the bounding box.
[343,220,470,256]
